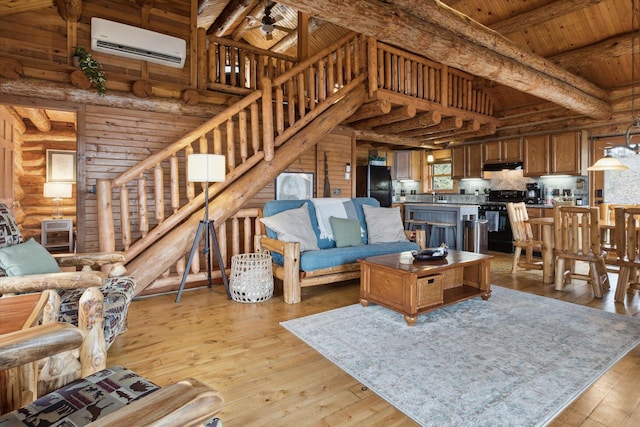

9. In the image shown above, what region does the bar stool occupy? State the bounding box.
[405,219,431,243]
[427,221,457,249]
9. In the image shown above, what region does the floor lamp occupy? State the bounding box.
[175,154,231,303]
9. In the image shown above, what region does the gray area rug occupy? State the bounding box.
[281,286,640,426]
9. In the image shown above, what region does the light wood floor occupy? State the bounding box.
[107,253,640,426]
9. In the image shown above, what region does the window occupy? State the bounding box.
[432,162,454,190]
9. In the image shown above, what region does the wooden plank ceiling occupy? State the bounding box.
[197,0,638,147]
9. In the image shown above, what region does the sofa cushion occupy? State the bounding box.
[329,216,362,248]
[260,202,319,252]
[351,198,381,245]
[0,238,61,276]
[298,241,419,271]
[0,203,23,249]
[362,204,409,244]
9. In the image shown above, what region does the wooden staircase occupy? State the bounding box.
[96,33,499,296]
[96,33,368,295]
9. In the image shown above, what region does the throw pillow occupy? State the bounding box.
[329,216,362,248]
[260,203,320,252]
[0,203,23,249]
[0,238,61,276]
[362,204,409,244]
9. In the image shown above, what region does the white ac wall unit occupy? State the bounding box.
[91,17,186,69]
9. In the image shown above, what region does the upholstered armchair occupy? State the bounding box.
[0,322,223,425]
[0,204,135,396]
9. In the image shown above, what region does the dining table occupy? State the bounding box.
[525,216,617,286]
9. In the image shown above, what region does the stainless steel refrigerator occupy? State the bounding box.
[356,165,393,207]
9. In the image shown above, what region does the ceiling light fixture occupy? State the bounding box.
[587,147,629,171]
[427,150,434,163]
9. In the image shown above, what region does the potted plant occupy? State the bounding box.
[72,46,107,96]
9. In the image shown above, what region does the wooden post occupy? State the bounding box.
[261,77,274,161]
[96,179,115,253]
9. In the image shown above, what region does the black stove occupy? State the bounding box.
[479,190,525,253]
[487,190,526,203]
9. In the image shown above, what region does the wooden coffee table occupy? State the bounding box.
[359,250,493,326]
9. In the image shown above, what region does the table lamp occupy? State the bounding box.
[43,182,72,219]
[176,154,231,302]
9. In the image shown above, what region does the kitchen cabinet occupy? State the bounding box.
[452,144,482,179]
[394,151,422,180]
[523,135,549,176]
[483,138,522,163]
[524,131,585,177]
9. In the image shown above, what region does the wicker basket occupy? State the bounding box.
[417,274,443,308]
[229,251,274,303]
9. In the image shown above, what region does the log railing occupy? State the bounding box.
[369,38,493,116]
[207,35,297,94]
[97,32,365,291]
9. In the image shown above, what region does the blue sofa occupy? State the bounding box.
[257,197,423,303]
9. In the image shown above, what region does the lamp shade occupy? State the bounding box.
[187,154,226,183]
[586,155,629,171]
[43,182,72,198]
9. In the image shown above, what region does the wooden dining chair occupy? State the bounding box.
[553,206,609,298]
[610,206,640,302]
[506,202,543,273]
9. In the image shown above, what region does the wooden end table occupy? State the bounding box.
[359,250,493,326]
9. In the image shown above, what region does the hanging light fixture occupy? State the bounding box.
[624,0,640,153]
[427,150,434,163]
[588,0,639,170]
[587,147,629,171]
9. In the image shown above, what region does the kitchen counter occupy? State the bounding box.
[401,202,481,207]
[404,203,479,249]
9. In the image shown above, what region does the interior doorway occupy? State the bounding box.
[1,101,79,252]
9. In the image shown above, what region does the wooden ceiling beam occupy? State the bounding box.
[14,106,51,132]
[270,17,322,54]
[343,99,392,123]
[351,105,416,130]
[373,111,441,134]
[548,32,637,69]
[431,123,497,144]
[396,116,463,138]
[278,0,612,119]
[208,0,258,37]
[336,125,437,149]
[231,0,268,41]
[489,0,604,35]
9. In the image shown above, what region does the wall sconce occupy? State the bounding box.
[427,150,434,164]
[345,163,351,180]
[43,182,72,218]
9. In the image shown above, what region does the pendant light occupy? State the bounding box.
[427,150,434,163]
[588,0,638,170]
[587,147,629,171]
[624,0,640,154]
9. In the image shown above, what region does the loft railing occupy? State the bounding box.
[96,32,365,289]
[368,38,493,116]
[206,35,297,94]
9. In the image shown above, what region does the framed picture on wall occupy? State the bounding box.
[46,149,77,183]
[275,172,314,200]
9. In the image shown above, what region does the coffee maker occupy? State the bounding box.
[525,183,543,204]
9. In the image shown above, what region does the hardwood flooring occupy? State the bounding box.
[107,252,640,426]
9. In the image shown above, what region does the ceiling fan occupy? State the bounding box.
[246,1,292,40]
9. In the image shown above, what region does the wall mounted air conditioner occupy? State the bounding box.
[91,17,186,69]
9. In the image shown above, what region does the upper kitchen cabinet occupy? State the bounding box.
[523,135,549,176]
[483,138,522,163]
[523,131,586,177]
[451,144,482,179]
[394,151,422,180]
[551,131,587,175]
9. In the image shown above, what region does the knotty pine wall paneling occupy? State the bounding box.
[83,105,207,252]
[316,134,353,198]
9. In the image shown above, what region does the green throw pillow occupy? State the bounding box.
[0,238,61,276]
[329,216,362,248]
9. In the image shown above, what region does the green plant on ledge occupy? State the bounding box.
[72,46,107,96]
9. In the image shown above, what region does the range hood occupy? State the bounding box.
[482,162,523,172]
